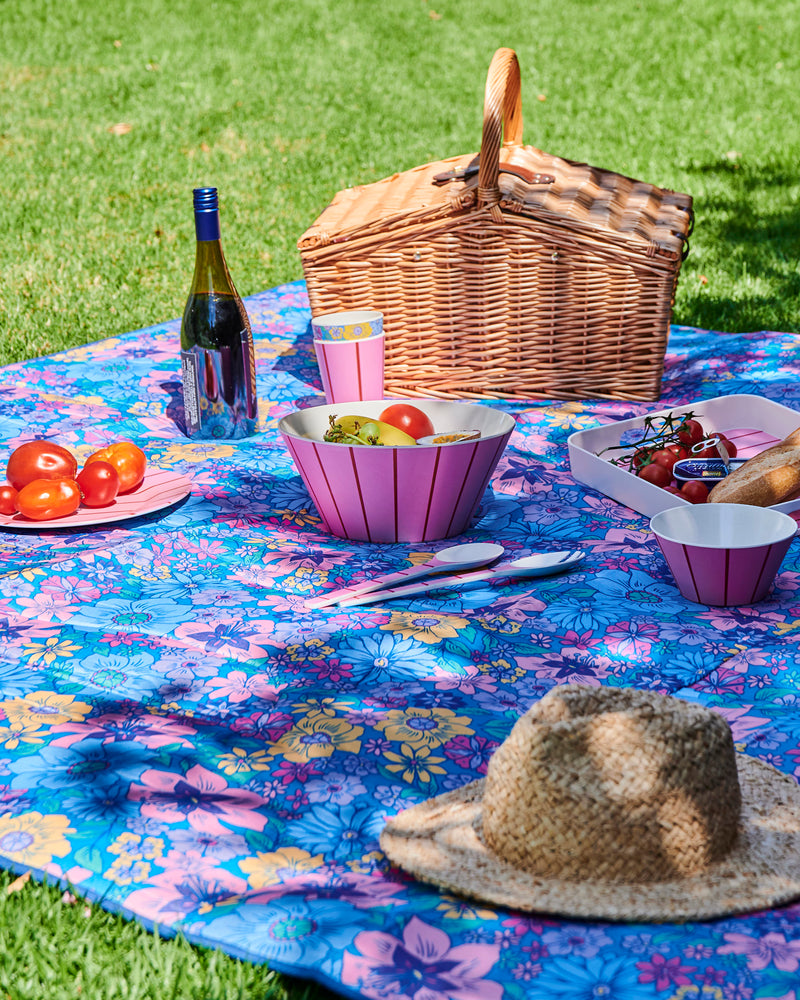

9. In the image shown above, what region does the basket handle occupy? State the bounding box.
[477,48,524,208]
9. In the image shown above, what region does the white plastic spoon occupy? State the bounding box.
[305,542,505,609]
[337,549,586,607]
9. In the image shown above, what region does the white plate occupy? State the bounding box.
[567,393,800,518]
[0,468,192,531]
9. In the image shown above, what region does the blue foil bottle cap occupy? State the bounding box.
[193,187,218,212]
[192,187,221,240]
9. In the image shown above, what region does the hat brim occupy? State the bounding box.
[380,755,800,923]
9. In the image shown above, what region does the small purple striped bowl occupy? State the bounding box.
[650,503,797,606]
[279,399,514,543]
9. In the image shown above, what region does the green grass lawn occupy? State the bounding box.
[2,0,800,371]
[1,0,800,995]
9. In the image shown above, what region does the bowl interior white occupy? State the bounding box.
[650,503,798,549]
[279,399,515,445]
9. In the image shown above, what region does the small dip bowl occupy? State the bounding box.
[650,503,797,606]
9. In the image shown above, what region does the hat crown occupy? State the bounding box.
[480,686,742,883]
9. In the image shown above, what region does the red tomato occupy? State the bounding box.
[638,462,673,488]
[680,480,709,504]
[677,418,706,448]
[0,484,18,515]
[6,440,77,491]
[378,404,435,441]
[77,461,120,507]
[666,443,689,460]
[651,448,681,474]
[15,478,81,520]
[632,448,654,471]
[85,441,147,493]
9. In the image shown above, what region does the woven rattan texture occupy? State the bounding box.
[299,49,693,402]
[481,686,742,882]
[379,685,800,922]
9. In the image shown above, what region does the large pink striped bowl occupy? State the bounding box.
[279,399,515,543]
[650,503,797,606]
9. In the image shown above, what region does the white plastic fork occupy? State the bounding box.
[336,549,586,607]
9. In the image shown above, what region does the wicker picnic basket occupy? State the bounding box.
[298,48,693,402]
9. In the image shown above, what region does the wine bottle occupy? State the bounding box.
[180,187,258,439]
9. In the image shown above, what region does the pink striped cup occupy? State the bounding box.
[314,333,384,404]
[279,399,514,543]
[650,503,797,606]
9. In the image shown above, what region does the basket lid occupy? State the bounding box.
[299,49,691,261]
[298,145,692,260]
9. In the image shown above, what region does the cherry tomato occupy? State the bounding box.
[15,478,81,520]
[6,440,77,491]
[651,448,681,474]
[677,418,706,448]
[680,480,709,504]
[378,404,435,441]
[666,443,689,460]
[632,448,654,471]
[85,441,147,493]
[638,462,672,488]
[0,484,18,515]
[77,461,120,507]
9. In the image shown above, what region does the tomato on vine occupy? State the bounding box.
[680,480,709,504]
[637,463,673,488]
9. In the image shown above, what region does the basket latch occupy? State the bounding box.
[433,163,556,186]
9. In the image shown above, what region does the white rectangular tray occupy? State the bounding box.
[567,393,800,517]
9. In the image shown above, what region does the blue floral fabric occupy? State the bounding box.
[1,280,800,999]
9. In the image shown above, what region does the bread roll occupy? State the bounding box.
[708,426,800,506]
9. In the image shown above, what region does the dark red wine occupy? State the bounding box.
[180,188,258,439]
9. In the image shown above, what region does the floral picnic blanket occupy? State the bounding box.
[1,280,800,999]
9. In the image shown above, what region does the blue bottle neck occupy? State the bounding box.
[194,210,221,242]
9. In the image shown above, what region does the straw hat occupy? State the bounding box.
[380,685,800,922]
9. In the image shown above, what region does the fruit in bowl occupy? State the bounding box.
[278,398,515,543]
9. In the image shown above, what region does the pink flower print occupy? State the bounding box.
[51,710,197,749]
[603,619,659,658]
[203,671,263,703]
[124,862,247,923]
[636,953,696,990]
[559,629,604,653]
[719,931,800,972]
[183,538,226,561]
[128,764,268,834]
[342,915,502,1000]
[173,619,276,660]
[696,666,746,697]
[40,575,103,605]
[16,593,74,623]
[713,706,771,743]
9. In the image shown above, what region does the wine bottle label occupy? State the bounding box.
[180,351,202,435]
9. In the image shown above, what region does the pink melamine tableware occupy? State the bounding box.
[0,469,192,531]
[279,399,514,543]
[650,503,797,606]
[313,332,385,404]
